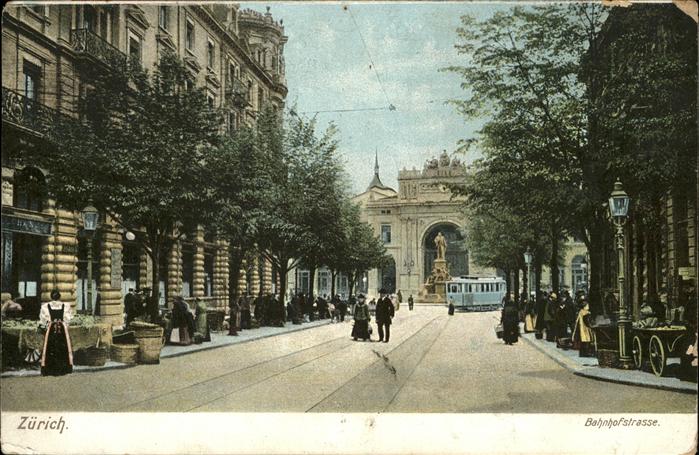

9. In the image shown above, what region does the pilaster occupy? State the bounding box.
[98,220,124,326]
[42,207,78,308]
[192,226,205,297]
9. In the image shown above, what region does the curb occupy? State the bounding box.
[160,319,332,359]
[520,332,697,394]
[1,320,332,378]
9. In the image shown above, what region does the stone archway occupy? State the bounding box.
[422,223,468,282]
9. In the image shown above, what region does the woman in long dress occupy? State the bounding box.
[170,296,194,345]
[500,298,520,345]
[351,294,371,341]
[40,290,73,376]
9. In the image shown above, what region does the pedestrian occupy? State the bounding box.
[408,294,414,311]
[195,297,211,342]
[253,290,264,324]
[375,289,395,343]
[572,299,595,357]
[39,290,73,376]
[228,296,239,336]
[347,294,356,317]
[241,295,251,329]
[534,291,548,339]
[351,294,371,341]
[544,292,557,341]
[170,296,195,345]
[500,296,519,345]
[552,294,569,343]
[328,299,336,322]
[523,296,537,333]
[123,288,136,326]
[448,298,455,315]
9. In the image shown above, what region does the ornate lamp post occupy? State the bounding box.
[524,249,533,302]
[81,202,100,315]
[608,179,633,369]
[403,256,414,295]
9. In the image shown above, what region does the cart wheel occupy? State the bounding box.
[632,336,643,370]
[649,335,666,377]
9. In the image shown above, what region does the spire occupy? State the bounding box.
[367,149,388,191]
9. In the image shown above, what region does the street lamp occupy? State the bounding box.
[608,179,633,369]
[81,202,100,316]
[403,256,414,295]
[524,249,533,302]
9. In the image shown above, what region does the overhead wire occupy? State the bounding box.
[345,5,395,112]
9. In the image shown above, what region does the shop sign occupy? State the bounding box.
[1,215,53,236]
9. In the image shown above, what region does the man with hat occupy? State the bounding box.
[376,288,395,343]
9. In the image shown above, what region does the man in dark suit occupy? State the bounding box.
[375,288,395,343]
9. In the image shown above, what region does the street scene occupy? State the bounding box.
[1,307,694,413]
[1,1,697,454]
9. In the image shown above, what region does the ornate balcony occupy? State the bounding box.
[225,77,249,108]
[70,28,126,69]
[2,87,57,136]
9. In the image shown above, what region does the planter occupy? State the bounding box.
[596,349,619,368]
[131,322,164,364]
[110,344,139,365]
[73,346,108,367]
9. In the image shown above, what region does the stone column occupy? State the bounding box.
[98,219,124,326]
[262,257,272,293]
[213,238,229,310]
[192,226,205,298]
[167,240,182,306]
[251,255,260,296]
[139,248,150,290]
[237,259,247,296]
[42,206,78,309]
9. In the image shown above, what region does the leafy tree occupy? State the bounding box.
[28,53,221,319]
[254,111,341,308]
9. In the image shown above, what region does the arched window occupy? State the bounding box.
[13,167,46,212]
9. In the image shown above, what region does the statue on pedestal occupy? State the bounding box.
[435,232,447,260]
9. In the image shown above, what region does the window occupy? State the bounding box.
[13,167,46,212]
[247,80,253,104]
[24,62,41,101]
[381,225,391,244]
[207,93,215,108]
[228,111,237,135]
[83,6,97,32]
[207,39,215,68]
[185,79,194,91]
[257,87,264,110]
[228,61,236,83]
[159,6,169,31]
[185,19,195,51]
[128,32,141,63]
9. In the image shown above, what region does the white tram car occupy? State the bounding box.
[445,276,507,311]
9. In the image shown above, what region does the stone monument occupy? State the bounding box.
[419,231,452,303]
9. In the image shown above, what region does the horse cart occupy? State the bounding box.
[631,326,689,377]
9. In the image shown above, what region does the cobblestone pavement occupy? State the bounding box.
[1,308,695,413]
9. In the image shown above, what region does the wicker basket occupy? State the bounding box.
[73,346,108,367]
[596,349,619,368]
[110,344,139,365]
[135,330,164,364]
[130,321,164,338]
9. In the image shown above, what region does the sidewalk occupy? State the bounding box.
[1,319,332,378]
[520,329,697,394]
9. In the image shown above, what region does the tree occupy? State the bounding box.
[255,110,341,309]
[29,53,221,320]
[444,4,610,310]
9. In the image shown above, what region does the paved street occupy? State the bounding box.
[1,307,694,413]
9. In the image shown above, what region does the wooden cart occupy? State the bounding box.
[631,326,688,377]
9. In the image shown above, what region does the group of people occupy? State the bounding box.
[351,289,395,343]
[500,289,595,356]
[123,288,152,326]
[286,293,349,324]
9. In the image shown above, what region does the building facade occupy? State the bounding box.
[352,151,495,299]
[1,4,287,325]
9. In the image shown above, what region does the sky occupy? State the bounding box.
[240,2,503,194]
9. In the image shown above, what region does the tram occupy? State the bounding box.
[445,276,507,311]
